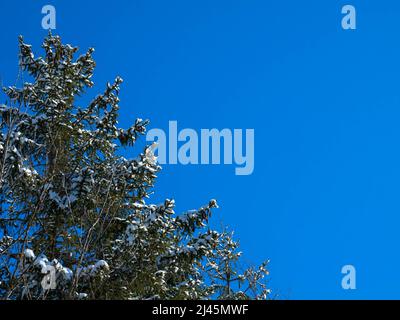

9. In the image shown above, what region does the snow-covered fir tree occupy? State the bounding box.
[0,34,270,300]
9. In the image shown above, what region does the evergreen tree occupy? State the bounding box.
[0,34,270,300]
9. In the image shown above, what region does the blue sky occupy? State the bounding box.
[2,0,400,299]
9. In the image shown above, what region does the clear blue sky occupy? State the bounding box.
[2,0,400,299]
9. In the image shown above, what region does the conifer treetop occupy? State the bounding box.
[0,34,270,300]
